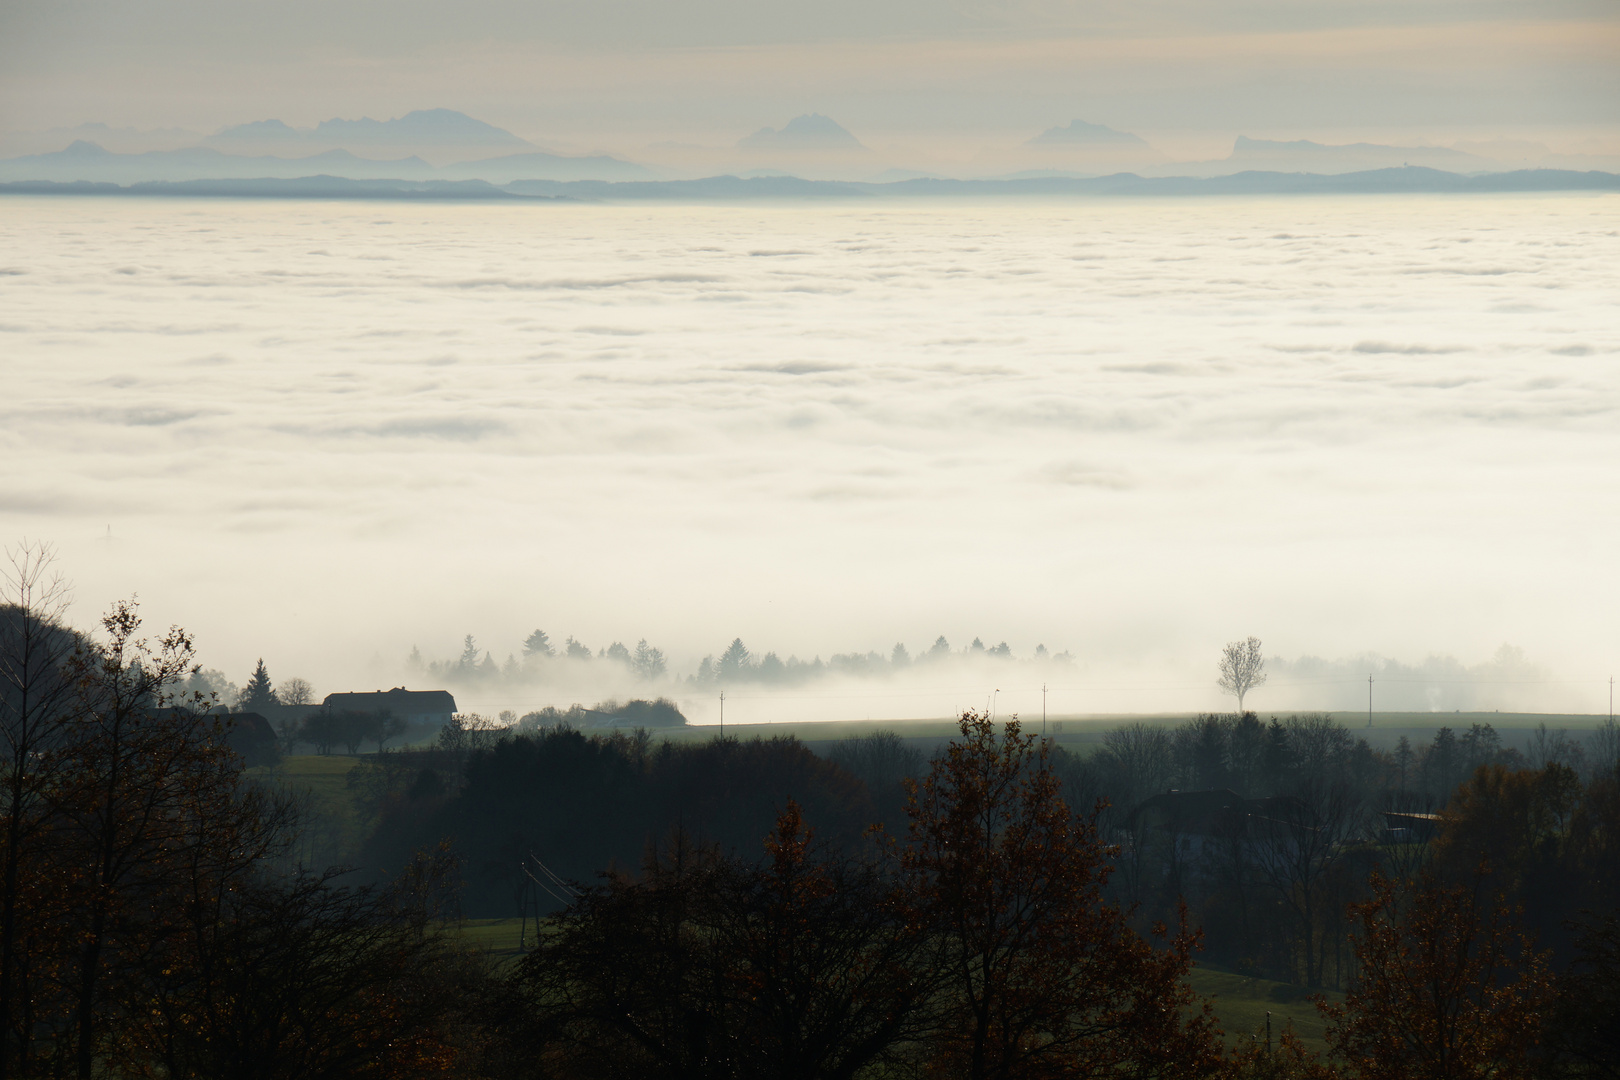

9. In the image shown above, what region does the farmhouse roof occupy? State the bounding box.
[321,687,457,715]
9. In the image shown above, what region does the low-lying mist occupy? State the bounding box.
[8,197,1618,715]
[195,631,1602,728]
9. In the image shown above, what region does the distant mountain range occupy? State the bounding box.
[6,109,1615,186]
[738,115,865,151]
[0,177,548,200]
[6,167,1616,202]
[0,140,655,185]
[1223,136,1481,173]
[209,109,533,149]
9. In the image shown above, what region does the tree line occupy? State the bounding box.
[402,629,1076,694]
[5,545,1617,1078]
[1,550,481,1078]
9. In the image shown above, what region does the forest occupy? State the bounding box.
[2,551,1617,1078]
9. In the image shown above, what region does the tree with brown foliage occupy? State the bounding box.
[52,599,298,1079]
[507,806,937,1080]
[122,856,478,1080]
[1225,1020,1334,1080]
[894,710,1223,1080]
[1318,867,1553,1080]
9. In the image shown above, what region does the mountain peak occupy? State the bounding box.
[1028,120,1147,147]
[312,109,530,146]
[208,111,531,150]
[212,118,301,140]
[738,114,865,150]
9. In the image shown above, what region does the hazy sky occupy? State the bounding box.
[2,0,1617,157]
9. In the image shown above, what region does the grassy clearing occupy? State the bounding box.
[456,918,530,954]
[1188,966,1341,1054]
[256,754,372,867]
[654,710,1609,753]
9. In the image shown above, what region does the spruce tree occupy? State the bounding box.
[239,659,277,711]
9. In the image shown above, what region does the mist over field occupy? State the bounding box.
[4,194,1616,719]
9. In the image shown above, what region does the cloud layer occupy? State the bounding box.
[2,193,1617,714]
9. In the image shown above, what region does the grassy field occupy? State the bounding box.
[1188,966,1341,1053]
[653,710,1610,755]
[256,754,372,867]
[456,917,531,959]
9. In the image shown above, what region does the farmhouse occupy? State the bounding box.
[321,687,457,728]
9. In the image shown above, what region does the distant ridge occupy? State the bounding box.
[501,167,1620,198]
[1028,120,1148,147]
[1232,135,1476,161]
[209,109,532,149]
[0,176,556,200]
[1219,136,1486,174]
[6,168,1615,202]
[0,143,647,184]
[438,151,654,183]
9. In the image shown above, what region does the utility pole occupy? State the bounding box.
[992,689,1000,721]
[1042,683,1048,738]
[1368,674,1373,728]
[719,690,725,736]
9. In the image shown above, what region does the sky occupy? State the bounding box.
[2,0,1617,161]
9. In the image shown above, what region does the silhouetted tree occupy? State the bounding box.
[371,711,408,754]
[508,804,938,1080]
[277,677,313,707]
[1218,637,1268,712]
[297,711,341,756]
[632,639,667,680]
[238,659,277,711]
[894,711,1223,1080]
[521,629,553,659]
[123,855,475,1080]
[718,638,752,681]
[0,543,80,1079]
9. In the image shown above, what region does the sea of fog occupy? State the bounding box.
[2,194,1617,723]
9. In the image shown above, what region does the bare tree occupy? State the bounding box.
[1248,776,1368,988]
[372,711,407,754]
[1096,722,1173,809]
[0,543,79,1078]
[1217,636,1268,712]
[1589,717,1620,780]
[277,677,313,707]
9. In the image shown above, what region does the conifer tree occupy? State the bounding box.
[521,629,553,658]
[238,659,277,711]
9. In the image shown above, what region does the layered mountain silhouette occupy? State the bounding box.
[10,167,1615,203]
[738,115,865,151]
[1225,136,1482,173]
[0,141,652,185]
[1027,120,1148,147]
[210,109,532,149]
